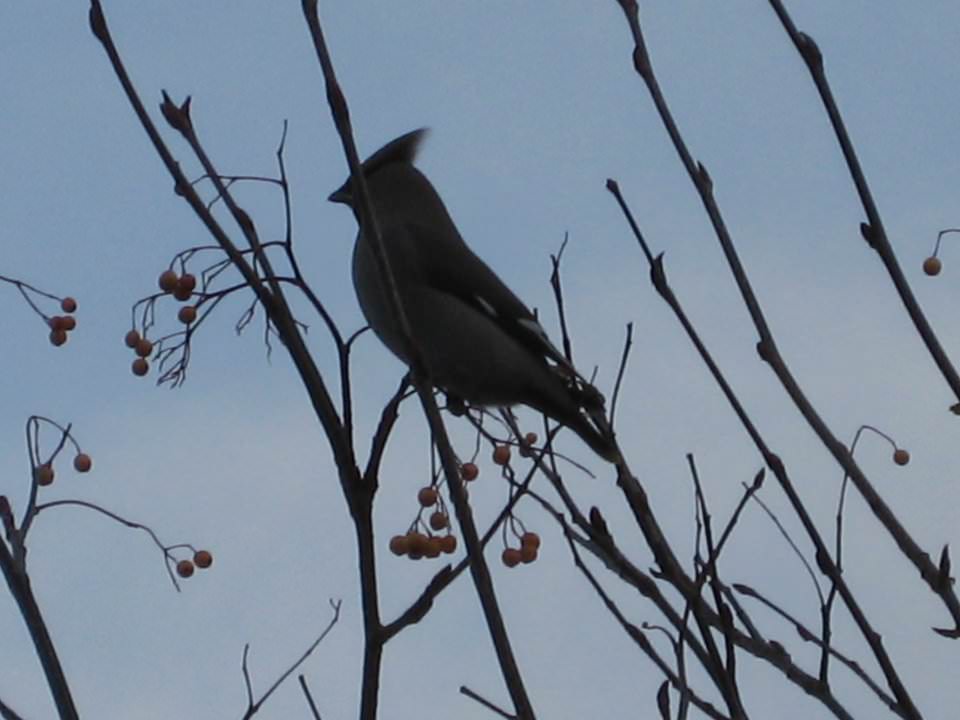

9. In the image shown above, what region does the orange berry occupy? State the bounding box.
[177,274,197,293]
[429,511,448,531]
[893,448,910,466]
[389,535,409,556]
[178,306,197,324]
[520,532,541,550]
[158,269,179,293]
[60,297,77,313]
[417,486,438,507]
[49,329,68,347]
[501,547,522,568]
[124,329,141,348]
[425,537,443,558]
[134,338,154,358]
[73,453,92,473]
[131,358,150,377]
[493,445,511,465]
[193,550,213,569]
[176,560,195,578]
[439,535,457,554]
[35,464,54,487]
[460,462,479,481]
[520,545,538,564]
[61,316,76,332]
[923,256,942,276]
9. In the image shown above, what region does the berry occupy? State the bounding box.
[389,535,409,556]
[923,256,942,276]
[173,285,193,302]
[124,329,141,348]
[177,274,197,293]
[49,316,67,332]
[429,511,448,531]
[35,464,54,487]
[520,532,541,550]
[407,532,429,557]
[520,545,538,564]
[893,448,910,466]
[492,445,511,465]
[501,548,522,568]
[425,537,443,558]
[73,453,92,473]
[131,358,149,377]
[460,462,479,481]
[178,306,197,324]
[134,338,154,358]
[158,270,179,293]
[60,297,77,313]
[62,316,76,332]
[439,535,457,554]
[49,329,68,347]
[176,560,195,578]
[417,486,438,507]
[193,550,213,569]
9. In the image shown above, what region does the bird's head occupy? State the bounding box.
[328,127,430,206]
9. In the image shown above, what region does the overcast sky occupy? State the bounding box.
[2,2,960,718]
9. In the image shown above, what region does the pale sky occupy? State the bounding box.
[2,3,959,718]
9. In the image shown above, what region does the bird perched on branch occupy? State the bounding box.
[329,129,619,463]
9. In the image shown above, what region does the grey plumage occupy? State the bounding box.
[329,129,619,462]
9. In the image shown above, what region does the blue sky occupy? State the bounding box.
[2,2,959,718]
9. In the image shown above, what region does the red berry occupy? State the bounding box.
[923,257,942,276]
[425,537,443,558]
[134,338,154,358]
[501,548,522,568]
[73,453,92,473]
[131,358,149,377]
[439,535,457,554]
[389,535,409,556]
[520,545,538,564]
[61,316,76,332]
[178,306,197,324]
[35,464,54,487]
[417,487,438,507]
[177,274,197,293]
[493,445,511,465]
[124,329,141,349]
[520,532,541,550]
[49,329,68,347]
[176,560,195,578]
[193,550,213,569]
[49,315,67,331]
[60,297,77,313]
[460,462,479,481]
[158,270,179,293]
[429,511,448,530]
[893,448,910,466]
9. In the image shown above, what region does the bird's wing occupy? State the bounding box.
[399,222,574,372]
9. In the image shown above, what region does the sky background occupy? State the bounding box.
[2,2,959,718]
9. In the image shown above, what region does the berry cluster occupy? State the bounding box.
[125,269,200,377]
[175,549,214,579]
[34,451,93,487]
[501,531,541,568]
[389,484,458,560]
[47,297,78,347]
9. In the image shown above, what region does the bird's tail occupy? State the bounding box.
[533,375,621,463]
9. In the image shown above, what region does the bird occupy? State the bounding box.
[329,128,619,463]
